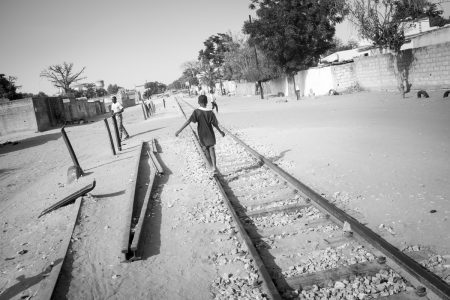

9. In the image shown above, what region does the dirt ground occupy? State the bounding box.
[0,90,449,299]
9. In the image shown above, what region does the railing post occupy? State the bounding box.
[103,118,116,155]
[61,126,83,174]
[111,115,122,151]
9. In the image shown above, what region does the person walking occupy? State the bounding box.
[209,89,218,113]
[111,96,130,140]
[175,95,225,175]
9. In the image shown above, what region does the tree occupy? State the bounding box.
[96,88,107,97]
[323,38,359,57]
[107,84,120,95]
[222,34,282,99]
[35,91,48,98]
[143,81,167,99]
[244,0,347,98]
[198,33,233,91]
[347,0,446,96]
[40,62,86,94]
[181,60,201,86]
[0,74,21,100]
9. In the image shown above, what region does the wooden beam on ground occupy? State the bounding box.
[121,142,144,255]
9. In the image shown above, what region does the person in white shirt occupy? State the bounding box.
[111,96,130,140]
[209,89,218,113]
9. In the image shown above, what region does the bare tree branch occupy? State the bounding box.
[40,62,86,94]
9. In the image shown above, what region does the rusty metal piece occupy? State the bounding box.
[61,127,83,174]
[140,102,147,120]
[103,118,116,156]
[130,167,156,252]
[147,150,163,175]
[121,142,144,256]
[37,196,83,298]
[111,115,122,151]
[38,180,95,218]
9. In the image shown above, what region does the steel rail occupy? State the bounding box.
[38,180,96,218]
[221,121,450,300]
[130,163,157,254]
[180,97,450,299]
[37,197,83,299]
[121,141,144,258]
[175,97,282,300]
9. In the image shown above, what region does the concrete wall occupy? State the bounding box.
[295,67,335,97]
[32,98,51,132]
[0,98,38,135]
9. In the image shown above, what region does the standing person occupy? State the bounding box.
[175,95,225,175]
[209,89,218,113]
[163,98,166,108]
[111,96,130,140]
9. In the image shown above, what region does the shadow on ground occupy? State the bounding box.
[0,132,62,155]
[0,258,63,299]
[130,127,166,140]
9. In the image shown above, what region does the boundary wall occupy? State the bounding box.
[233,41,450,97]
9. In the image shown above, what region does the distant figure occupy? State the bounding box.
[163,98,166,108]
[111,96,130,141]
[175,95,225,175]
[209,89,218,113]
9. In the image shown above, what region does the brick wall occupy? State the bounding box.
[407,42,450,90]
[353,41,450,91]
[331,63,358,92]
[354,55,398,91]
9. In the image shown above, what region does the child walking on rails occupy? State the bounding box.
[175,95,225,175]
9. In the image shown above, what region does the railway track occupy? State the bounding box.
[176,97,450,300]
[29,140,161,299]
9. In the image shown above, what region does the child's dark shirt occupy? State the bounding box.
[189,108,218,147]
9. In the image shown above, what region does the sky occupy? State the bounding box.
[1,0,449,95]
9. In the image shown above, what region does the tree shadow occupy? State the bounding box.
[0,132,62,155]
[0,258,63,299]
[84,156,133,171]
